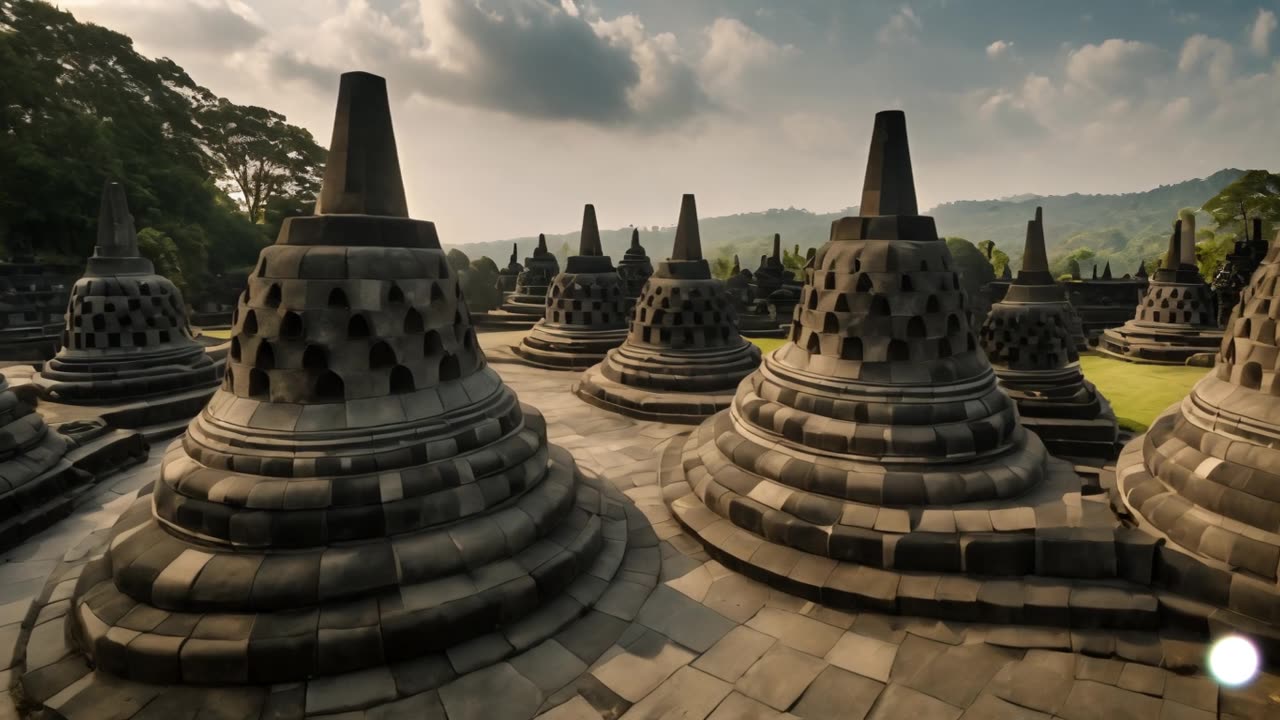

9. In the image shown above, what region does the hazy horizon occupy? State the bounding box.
[58,1,1280,243]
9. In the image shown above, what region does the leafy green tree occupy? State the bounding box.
[1051,248,1095,279]
[461,257,502,311]
[1203,170,1280,242]
[710,256,734,280]
[201,100,325,223]
[977,240,1010,277]
[136,227,186,295]
[1195,231,1232,279]
[556,241,572,267]
[782,244,808,276]
[446,249,471,274]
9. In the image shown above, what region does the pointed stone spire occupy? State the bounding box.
[732,255,741,274]
[537,233,548,252]
[315,71,408,218]
[1164,220,1184,269]
[630,228,641,249]
[771,233,782,261]
[579,204,602,256]
[859,110,918,216]
[1102,261,1112,280]
[1179,212,1197,265]
[509,242,519,265]
[1001,264,1013,280]
[95,180,139,258]
[1253,217,1263,244]
[671,194,703,261]
[1017,206,1051,284]
[1136,260,1148,278]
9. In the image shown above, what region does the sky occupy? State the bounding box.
[58,0,1280,245]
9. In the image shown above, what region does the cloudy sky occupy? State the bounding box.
[60,0,1280,244]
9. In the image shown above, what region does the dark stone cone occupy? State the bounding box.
[64,71,625,687]
[576,194,761,423]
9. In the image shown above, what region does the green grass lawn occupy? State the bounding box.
[747,338,1207,432]
[201,328,232,340]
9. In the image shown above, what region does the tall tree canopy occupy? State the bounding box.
[0,0,324,302]
[1203,170,1280,243]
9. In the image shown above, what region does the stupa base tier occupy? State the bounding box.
[1097,323,1224,365]
[514,324,628,371]
[66,447,629,686]
[1018,415,1121,462]
[32,346,222,405]
[737,313,787,338]
[575,366,734,424]
[36,383,219,443]
[500,299,549,317]
[472,310,540,330]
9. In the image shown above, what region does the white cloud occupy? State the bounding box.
[699,17,791,98]
[986,40,1013,59]
[1179,34,1235,87]
[559,0,579,18]
[60,0,264,54]
[1250,9,1277,56]
[1064,38,1162,94]
[877,5,921,46]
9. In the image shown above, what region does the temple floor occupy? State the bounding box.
[0,332,1275,720]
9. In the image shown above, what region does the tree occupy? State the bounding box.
[1051,248,1095,279]
[945,237,995,327]
[782,244,808,276]
[461,257,502,311]
[556,241,572,267]
[1203,170,1280,243]
[710,256,734,280]
[976,240,1010,277]
[201,100,326,223]
[1195,231,1232,279]
[446,249,471,273]
[136,227,186,296]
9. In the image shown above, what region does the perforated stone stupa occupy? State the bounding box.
[979,208,1119,461]
[576,194,761,423]
[616,228,654,305]
[53,71,629,692]
[514,205,629,369]
[1099,216,1223,363]
[496,242,523,295]
[30,181,222,438]
[1113,227,1280,625]
[658,111,1167,614]
[500,233,560,317]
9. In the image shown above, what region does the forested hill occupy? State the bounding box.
[0,0,323,303]
[451,169,1245,275]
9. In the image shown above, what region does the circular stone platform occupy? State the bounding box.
[501,234,560,318]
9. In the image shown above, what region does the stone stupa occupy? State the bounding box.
[53,71,632,696]
[499,233,559,317]
[0,260,72,361]
[1113,226,1280,625]
[495,241,523,295]
[1099,216,1223,364]
[616,227,654,305]
[657,111,1158,618]
[30,180,222,439]
[576,194,762,423]
[513,205,629,369]
[979,207,1120,461]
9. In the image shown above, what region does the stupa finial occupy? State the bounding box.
[579,204,602,256]
[1019,206,1050,277]
[315,71,408,218]
[672,194,703,261]
[859,110,918,216]
[1165,220,1184,269]
[95,180,139,258]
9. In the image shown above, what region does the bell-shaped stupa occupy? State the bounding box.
[514,205,629,369]
[576,194,762,422]
[59,72,628,690]
[500,233,560,317]
[496,241,523,295]
[979,208,1119,461]
[1099,215,1223,363]
[658,111,1111,607]
[617,227,654,304]
[31,181,221,436]
[1114,227,1280,622]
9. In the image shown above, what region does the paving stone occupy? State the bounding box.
[866,684,963,720]
[1058,680,1163,720]
[891,633,949,680]
[1075,655,1124,684]
[636,586,737,653]
[1117,662,1167,697]
[851,613,909,644]
[591,630,695,703]
[745,607,843,657]
[986,659,1075,714]
[367,691,447,720]
[903,643,1021,708]
[510,640,588,694]
[439,662,544,720]
[707,691,798,720]
[618,666,731,720]
[306,666,398,714]
[692,626,777,683]
[536,695,601,720]
[824,632,897,683]
[555,611,628,664]
[959,693,1051,720]
[1157,700,1215,720]
[1162,674,1216,712]
[702,574,769,623]
[791,665,883,720]
[734,644,825,711]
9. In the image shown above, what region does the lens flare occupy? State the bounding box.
[1208,635,1260,688]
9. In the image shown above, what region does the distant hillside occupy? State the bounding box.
[447,169,1246,275]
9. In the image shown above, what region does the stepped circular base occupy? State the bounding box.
[993,367,1120,461]
[514,322,628,371]
[574,342,760,424]
[33,345,221,404]
[1097,321,1224,365]
[500,298,549,317]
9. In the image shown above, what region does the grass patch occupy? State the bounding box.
[1077,353,1207,432]
[200,328,232,340]
[746,338,1207,433]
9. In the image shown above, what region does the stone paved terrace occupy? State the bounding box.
[0,330,1276,719]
